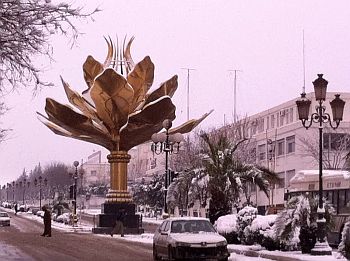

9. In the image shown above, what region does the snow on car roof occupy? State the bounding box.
[166,217,210,221]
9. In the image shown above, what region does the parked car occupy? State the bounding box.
[56,213,72,224]
[153,217,229,261]
[0,212,10,226]
[30,207,41,215]
[36,210,44,218]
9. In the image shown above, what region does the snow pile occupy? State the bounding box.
[250,215,277,233]
[214,214,237,234]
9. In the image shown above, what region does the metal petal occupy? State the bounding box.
[44,98,112,143]
[90,68,134,132]
[103,36,114,68]
[168,109,214,135]
[123,36,135,73]
[119,96,176,151]
[61,76,109,134]
[143,75,178,108]
[82,55,104,90]
[127,56,155,112]
[38,113,114,150]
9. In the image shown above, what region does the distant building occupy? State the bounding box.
[81,150,110,187]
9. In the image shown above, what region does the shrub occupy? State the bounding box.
[249,215,278,248]
[214,214,240,244]
[339,221,350,260]
[236,206,257,245]
[274,195,334,252]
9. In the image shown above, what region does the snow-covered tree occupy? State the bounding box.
[274,194,335,252]
[236,206,258,245]
[339,220,350,260]
[201,131,279,223]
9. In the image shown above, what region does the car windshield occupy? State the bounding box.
[171,220,216,233]
[0,213,9,217]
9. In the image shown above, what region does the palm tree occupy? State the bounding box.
[200,131,280,222]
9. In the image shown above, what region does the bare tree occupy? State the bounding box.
[0,101,10,142]
[298,127,350,170]
[0,0,99,93]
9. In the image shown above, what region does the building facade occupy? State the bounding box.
[246,92,350,212]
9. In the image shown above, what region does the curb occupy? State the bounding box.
[229,248,311,261]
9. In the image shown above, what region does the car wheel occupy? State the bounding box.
[153,244,160,261]
[219,258,228,261]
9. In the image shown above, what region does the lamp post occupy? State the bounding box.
[296,74,346,256]
[6,183,9,202]
[12,181,15,202]
[151,119,184,217]
[21,178,27,205]
[34,176,47,209]
[72,161,79,226]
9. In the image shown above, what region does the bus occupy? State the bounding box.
[288,169,350,246]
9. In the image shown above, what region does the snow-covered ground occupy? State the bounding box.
[3,207,347,260]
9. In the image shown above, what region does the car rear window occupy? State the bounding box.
[0,213,9,217]
[171,220,216,233]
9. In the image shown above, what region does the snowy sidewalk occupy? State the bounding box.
[228,244,344,261]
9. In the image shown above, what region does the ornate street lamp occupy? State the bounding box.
[72,160,79,226]
[296,74,346,255]
[151,119,184,217]
[34,176,47,209]
[12,181,15,202]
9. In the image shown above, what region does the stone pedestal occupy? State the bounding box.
[92,202,144,234]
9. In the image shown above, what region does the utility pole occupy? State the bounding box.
[181,68,196,121]
[228,69,242,124]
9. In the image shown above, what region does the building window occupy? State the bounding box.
[279,111,285,126]
[324,133,350,150]
[91,170,97,176]
[258,144,266,161]
[286,135,295,154]
[286,169,295,187]
[257,118,264,133]
[271,115,275,128]
[276,172,285,189]
[266,116,270,130]
[277,139,285,156]
[289,108,294,123]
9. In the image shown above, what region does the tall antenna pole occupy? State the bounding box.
[228,69,242,124]
[181,68,196,121]
[302,30,306,93]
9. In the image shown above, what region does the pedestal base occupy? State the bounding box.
[92,202,144,234]
[310,241,332,256]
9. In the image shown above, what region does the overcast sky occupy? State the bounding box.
[1,0,350,184]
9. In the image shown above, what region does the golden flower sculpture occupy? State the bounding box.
[38,37,212,203]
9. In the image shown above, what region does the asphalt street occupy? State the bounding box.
[0,211,153,261]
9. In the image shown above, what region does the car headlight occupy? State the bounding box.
[216,241,227,247]
[175,242,191,247]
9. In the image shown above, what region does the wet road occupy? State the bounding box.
[0,210,153,261]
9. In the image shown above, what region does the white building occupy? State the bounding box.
[246,92,350,213]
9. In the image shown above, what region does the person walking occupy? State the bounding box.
[41,206,52,237]
[110,209,125,237]
[14,203,18,215]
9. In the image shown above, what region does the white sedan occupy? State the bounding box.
[153,217,229,260]
[0,212,10,226]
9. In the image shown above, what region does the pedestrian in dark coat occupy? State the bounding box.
[110,209,125,237]
[14,203,18,215]
[41,206,51,237]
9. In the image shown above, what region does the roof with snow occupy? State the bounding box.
[290,169,350,184]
